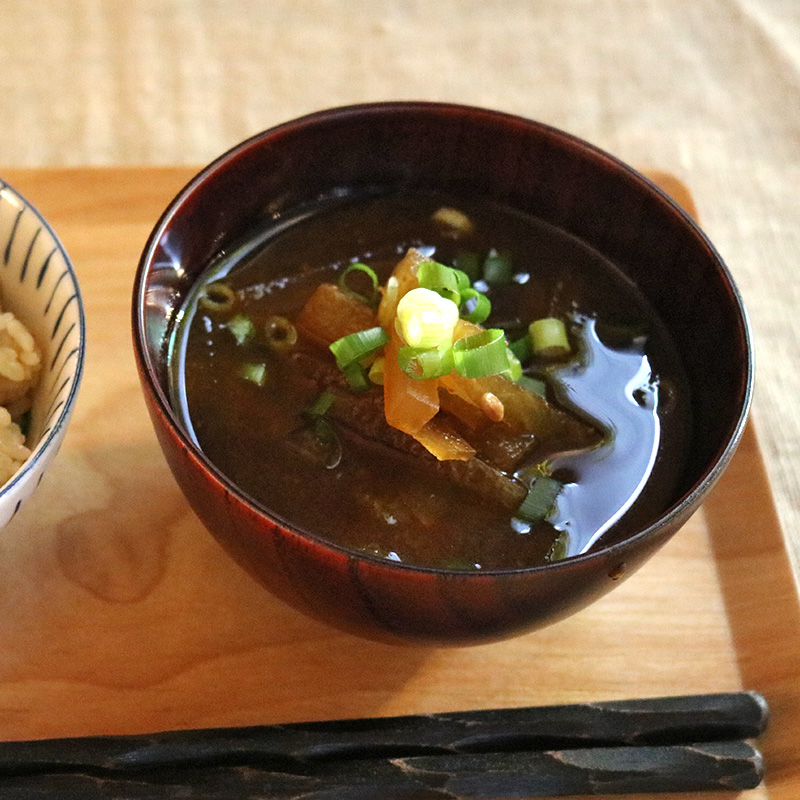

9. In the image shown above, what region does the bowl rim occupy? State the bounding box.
[0,178,86,504]
[132,100,754,577]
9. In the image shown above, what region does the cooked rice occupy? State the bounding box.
[0,311,41,408]
[0,406,30,484]
[0,308,41,484]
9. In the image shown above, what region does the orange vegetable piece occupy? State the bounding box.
[383,333,439,435]
[379,248,442,436]
[437,387,491,431]
[377,247,428,329]
[295,283,378,347]
[411,417,476,462]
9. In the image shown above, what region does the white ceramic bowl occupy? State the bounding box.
[0,179,85,528]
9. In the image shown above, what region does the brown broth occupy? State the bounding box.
[169,191,691,570]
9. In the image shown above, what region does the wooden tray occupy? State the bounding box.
[0,167,797,798]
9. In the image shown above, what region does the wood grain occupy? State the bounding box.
[0,168,796,799]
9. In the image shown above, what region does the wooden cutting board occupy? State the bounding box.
[0,167,797,799]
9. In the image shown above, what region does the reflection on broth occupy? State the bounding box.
[169,191,690,570]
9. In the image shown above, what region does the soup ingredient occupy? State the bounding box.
[395,288,459,349]
[299,252,599,468]
[529,317,571,360]
[296,282,379,348]
[264,316,298,351]
[199,281,236,313]
[225,314,254,346]
[240,362,268,387]
[431,205,474,234]
[172,190,690,568]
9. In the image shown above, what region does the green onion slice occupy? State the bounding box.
[329,326,389,370]
[199,281,236,313]
[310,417,343,470]
[453,251,481,281]
[503,347,523,382]
[517,374,548,397]
[264,315,298,350]
[546,531,570,562]
[453,328,510,378]
[458,287,491,324]
[452,268,471,291]
[508,333,532,364]
[239,362,267,386]
[482,249,513,285]
[305,390,336,418]
[516,475,563,523]
[398,342,454,380]
[226,314,255,345]
[529,317,571,359]
[338,262,380,306]
[417,261,461,305]
[342,362,371,393]
[368,356,385,385]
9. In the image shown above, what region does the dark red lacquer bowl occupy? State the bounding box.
[132,103,752,645]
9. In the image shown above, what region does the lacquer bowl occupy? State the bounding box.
[0,179,85,529]
[132,103,752,645]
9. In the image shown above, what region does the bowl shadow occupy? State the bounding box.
[0,433,436,736]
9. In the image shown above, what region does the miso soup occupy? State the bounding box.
[169,191,691,570]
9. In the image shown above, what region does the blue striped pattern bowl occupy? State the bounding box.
[0,179,85,528]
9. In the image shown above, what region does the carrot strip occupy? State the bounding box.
[383,333,440,435]
[377,247,428,329]
[379,248,442,436]
[295,283,378,347]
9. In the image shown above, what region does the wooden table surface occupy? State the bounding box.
[0,167,797,799]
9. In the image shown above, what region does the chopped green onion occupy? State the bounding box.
[508,332,532,363]
[546,531,570,562]
[368,356,386,385]
[452,328,510,378]
[264,315,298,350]
[342,362,371,393]
[239,362,267,386]
[516,475,563,523]
[398,342,454,380]
[396,288,459,348]
[458,287,491,324]
[453,251,482,281]
[330,326,389,393]
[309,417,342,470]
[329,326,390,370]
[305,390,336,418]
[482,249,513,285]
[529,317,571,359]
[226,314,255,345]
[517,374,548,397]
[417,261,491,325]
[199,281,236,313]
[338,262,380,306]
[417,261,461,305]
[452,268,471,291]
[503,347,523,382]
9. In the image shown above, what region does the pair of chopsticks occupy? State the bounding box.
[0,692,767,798]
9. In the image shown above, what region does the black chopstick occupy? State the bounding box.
[0,691,768,773]
[0,741,764,798]
[0,692,768,797]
